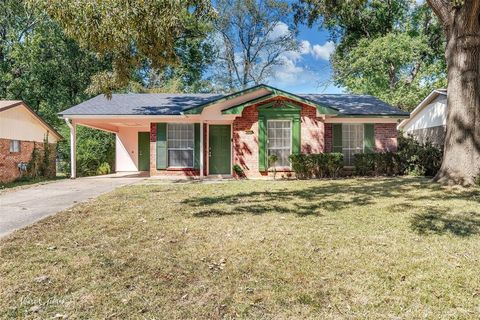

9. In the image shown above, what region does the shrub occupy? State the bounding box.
[289,153,343,179]
[96,162,111,175]
[232,164,245,179]
[288,154,312,179]
[354,135,443,177]
[397,135,442,176]
[354,152,402,176]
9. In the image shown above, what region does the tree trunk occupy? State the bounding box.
[433,8,480,186]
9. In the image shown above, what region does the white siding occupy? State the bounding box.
[0,105,60,143]
[115,127,141,171]
[403,95,447,132]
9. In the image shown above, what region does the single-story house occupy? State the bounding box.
[59,84,409,178]
[398,89,447,147]
[0,101,62,183]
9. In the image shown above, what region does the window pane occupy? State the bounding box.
[167,123,194,167]
[10,140,20,152]
[342,124,364,166]
[267,120,291,167]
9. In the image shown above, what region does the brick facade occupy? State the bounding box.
[0,138,56,183]
[232,98,325,178]
[374,123,398,152]
[147,106,399,178]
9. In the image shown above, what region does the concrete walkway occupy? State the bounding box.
[0,173,146,238]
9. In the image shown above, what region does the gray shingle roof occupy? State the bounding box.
[299,94,409,116]
[59,93,224,116]
[60,90,408,117]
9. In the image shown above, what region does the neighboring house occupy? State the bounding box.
[398,89,447,147]
[0,101,62,183]
[59,84,409,178]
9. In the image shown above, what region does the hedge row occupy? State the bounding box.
[287,136,443,179]
[288,153,344,179]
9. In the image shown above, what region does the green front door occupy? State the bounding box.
[209,125,231,175]
[138,132,150,171]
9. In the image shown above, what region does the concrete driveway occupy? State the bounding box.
[0,173,146,238]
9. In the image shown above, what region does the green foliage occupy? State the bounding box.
[354,136,443,177]
[354,153,403,176]
[397,135,443,176]
[96,162,111,176]
[289,153,344,179]
[268,154,279,179]
[294,0,446,111]
[57,125,115,177]
[232,164,246,179]
[0,5,109,127]
[31,0,213,96]
[27,143,42,179]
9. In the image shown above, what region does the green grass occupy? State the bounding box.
[1,177,479,319]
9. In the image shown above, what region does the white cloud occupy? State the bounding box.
[311,41,335,60]
[268,21,291,40]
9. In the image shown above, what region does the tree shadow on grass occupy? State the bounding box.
[411,209,480,237]
[184,178,480,225]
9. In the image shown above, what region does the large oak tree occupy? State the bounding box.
[296,0,480,185]
[426,0,480,186]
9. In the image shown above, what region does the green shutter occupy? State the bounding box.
[292,117,301,154]
[333,124,343,153]
[364,123,375,153]
[156,123,167,169]
[194,123,200,169]
[258,115,267,171]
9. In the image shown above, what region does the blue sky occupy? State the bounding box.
[266,24,345,94]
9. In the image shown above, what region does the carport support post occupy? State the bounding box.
[65,118,76,179]
[200,121,204,177]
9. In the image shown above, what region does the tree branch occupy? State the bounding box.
[426,0,453,27]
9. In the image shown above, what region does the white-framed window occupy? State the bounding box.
[9,140,20,153]
[342,124,364,166]
[267,120,291,167]
[167,123,194,168]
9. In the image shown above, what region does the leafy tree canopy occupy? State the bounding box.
[30,0,213,96]
[295,0,446,110]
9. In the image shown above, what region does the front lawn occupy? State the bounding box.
[1,177,479,319]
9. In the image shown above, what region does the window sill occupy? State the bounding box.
[268,166,292,172]
[166,167,196,171]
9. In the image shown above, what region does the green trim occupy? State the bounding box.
[258,115,267,171]
[332,124,343,153]
[183,84,270,115]
[194,123,200,169]
[334,114,409,119]
[258,102,301,171]
[222,91,339,116]
[184,83,340,115]
[156,123,167,169]
[364,123,375,153]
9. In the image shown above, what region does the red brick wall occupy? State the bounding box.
[375,123,398,152]
[324,123,333,153]
[323,122,399,153]
[232,98,325,178]
[0,138,56,183]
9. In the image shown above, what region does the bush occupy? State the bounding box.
[289,153,344,179]
[354,152,402,176]
[354,135,443,177]
[96,162,111,175]
[397,135,442,176]
[232,164,245,179]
